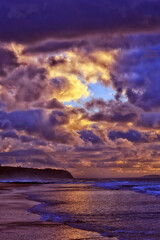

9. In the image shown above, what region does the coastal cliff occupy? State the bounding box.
[0,166,73,182]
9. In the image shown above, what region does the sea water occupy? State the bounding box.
[27,178,160,240]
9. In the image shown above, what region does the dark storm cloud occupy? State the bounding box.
[0,47,18,77]
[79,130,102,144]
[1,0,160,43]
[0,130,18,139]
[69,107,87,116]
[0,148,58,168]
[96,33,160,51]
[0,109,79,144]
[0,110,43,132]
[23,40,87,54]
[20,135,35,143]
[45,98,64,109]
[111,46,160,111]
[138,113,160,129]
[0,64,47,109]
[22,33,160,57]
[85,98,107,110]
[108,129,148,143]
[0,148,45,157]
[34,98,65,110]
[90,112,137,123]
[12,65,46,102]
[49,110,69,126]
[86,99,139,123]
[20,135,46,146]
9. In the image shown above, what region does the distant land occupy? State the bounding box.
[142,175,160,178]
[0,166,73,182]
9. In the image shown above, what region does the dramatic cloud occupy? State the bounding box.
[1,0,160,43]
[110,46,160,111]
[0,130,18,140]
[50,76,89,102]
[138,113,160,129]
[0,109,82,145]
[86,99,139,124]
[108,129,159,143]
[0,47,18,76]
[1,0,160,177]
[34,98,65,110]
[23,40,88,54]
[79,130,103,144]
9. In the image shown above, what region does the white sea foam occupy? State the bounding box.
[94,181,130,190]
[94,180,160,197]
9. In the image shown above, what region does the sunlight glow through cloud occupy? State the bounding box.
[1,0,160,177]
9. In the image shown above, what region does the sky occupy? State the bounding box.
[1,0,160,178]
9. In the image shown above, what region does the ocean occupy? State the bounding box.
[22,178,160,240]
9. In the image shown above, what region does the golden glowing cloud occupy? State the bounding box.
[51,75,89,102]
[6,44,117,104]
[46,49,117,102]
[8,43,38,64]
[67,111,92,131]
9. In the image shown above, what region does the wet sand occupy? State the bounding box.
[0,184,114,240]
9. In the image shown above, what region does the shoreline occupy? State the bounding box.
[0,183,111,240]
[0,184,41,228]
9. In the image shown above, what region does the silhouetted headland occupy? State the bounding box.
[0,165,73,182]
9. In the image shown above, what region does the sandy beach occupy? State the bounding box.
[0,184,43,239]
[0,183,112,240]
